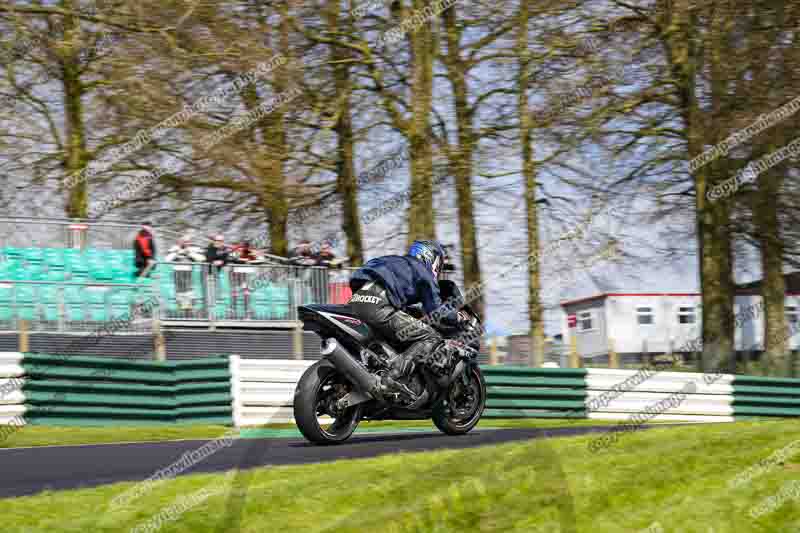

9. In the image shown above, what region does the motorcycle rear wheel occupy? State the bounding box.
[432,365,486,435]
[294,360,363,445]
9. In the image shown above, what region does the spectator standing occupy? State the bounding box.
[289,239,317,266]
[165,236,205,315]
[165,237,205,263]
[230,241,264,264]
[229,240,263,318]
[133,222,157,278]
[205,235,230,272]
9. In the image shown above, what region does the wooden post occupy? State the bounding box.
[489,336,498,366]
[608,338,619,369]
[18,319,29,353]
[293,322,304,360]
[569,333,580,368]
[152,314,166,361]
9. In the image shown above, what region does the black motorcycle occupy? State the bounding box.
[293,280,486,445]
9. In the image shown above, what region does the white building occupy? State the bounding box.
[561,292,800,359]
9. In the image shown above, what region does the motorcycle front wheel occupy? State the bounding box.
[293,360,363,445]
[432,364,486,435]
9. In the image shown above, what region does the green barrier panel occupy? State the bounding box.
[176,392,233,406]
[486,399,586,410]
[480,366,588,377]
[483,409,587,419]
[484,375,587,388]
[20,353,234,426]
[23,380,175,394]
[733,405,800,417]
[733,395,800,407]
[487,386,587,399]
[479,366,588,419]
[24,416,233,426]
[732,385,800,397]
[732,374,800,420]
[25,405,174,419]
[733,375,800,387]
[25,391,177,409]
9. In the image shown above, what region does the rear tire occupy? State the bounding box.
[433,365,486,435]
[294,360,363,445]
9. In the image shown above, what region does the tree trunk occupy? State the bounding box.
[517,0,545,367]
[61,0,88,219]
[263,4,292,257]
[756,171,789,375]
[661,0,735,371]
[326,0,363,264]
[406,0,436,244]
[442,4,484,319]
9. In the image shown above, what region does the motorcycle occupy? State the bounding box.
[293,279,487,445]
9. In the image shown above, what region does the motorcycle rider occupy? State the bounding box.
[348,240,467,394]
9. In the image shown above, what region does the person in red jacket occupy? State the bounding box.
[133,222,157,278]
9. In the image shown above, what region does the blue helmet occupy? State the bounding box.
[407,240,446,279]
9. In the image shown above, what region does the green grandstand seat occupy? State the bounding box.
[2,248,23,261]
[43,248,65,267]
[90,266,115,281]
[0,284,12,303]
[65,303,86,322]
[16,306,36,321]
[42,304,60,321]
[14,285,36,304]
[0,305,13,321]
[46,268,67,282]
[63,286,84,304]
[23,248,44,264]
[40,284,60,304]
[88,305,108,321]
[9,267,29,281]
[26,265,46,281]
[69,273,91,283]
[85,287,109,306]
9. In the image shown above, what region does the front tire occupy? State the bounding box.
[433,365,486,435]
[294,360,363,445]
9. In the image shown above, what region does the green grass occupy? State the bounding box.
[2,420,799,532]
[0,425,235,449]
[0,418,627,449]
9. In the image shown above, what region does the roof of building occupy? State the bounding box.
[560,292,700,307]
[561,283,800,308]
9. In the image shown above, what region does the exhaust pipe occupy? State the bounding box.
[321,338,383,401]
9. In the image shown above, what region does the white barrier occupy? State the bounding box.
[0,353,26,426]
[584,368,735,423]
[230,356,314,426]
[0,353,25,379]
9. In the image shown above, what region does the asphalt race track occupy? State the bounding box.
[0,425,655,498]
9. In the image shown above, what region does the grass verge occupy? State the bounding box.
[2,420,799,532]
[0,418,628,448]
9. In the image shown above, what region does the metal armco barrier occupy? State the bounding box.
[0,352,26,425]
[732,374,800,418]
[6,355,800,428]
[230,356,314,425]
[482,366,589,419]
[11,353,232,425]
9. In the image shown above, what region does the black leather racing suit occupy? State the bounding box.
[348,255,461,381]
